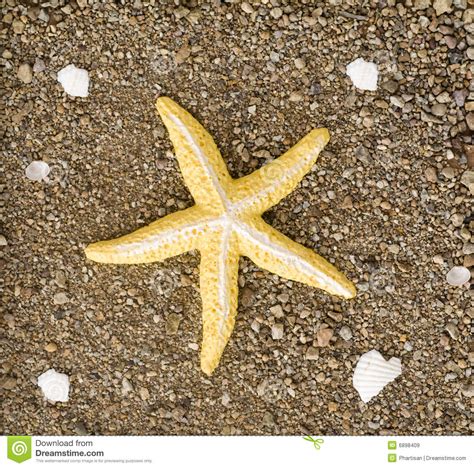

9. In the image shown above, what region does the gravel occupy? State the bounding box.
[1,0,472,436]
[17,63,33,84]
[271,323,284,340]
[339,325,353,341]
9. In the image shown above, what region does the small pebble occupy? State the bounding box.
[1,377,17,390]
[44,343,58,353]
[425,166,437,182]
[433,255,444,265]
[461,383,474,398]
[139,387,150,400]
[165,313,181,335]
[241,2,254,14]
[316,327,333,347]
[294,58,305,70]
[431,103,447,116]
[463,243,474,255]
[403,341,413,352]
[271,323,284,340]
[339,325,353,341]
[306,347,319,360]
[12,19,25,34]
[33,58,46,73]
[460,171,474,194]
[444,36,457,49]
[53,292,69,305]
[74,422,88,436]
[54,271,67,288]
[381,80,398,93]
[466,113,474,131]
[269,304,284,318]
[390,96,404,108]
[441,167,455,179]
[240,287,255,307]
[250,319,260,333]
[445,322,460,340]
[221,393,231,406]
[433,0,453,16]
[17,63,33,84]
[122,378,133,395]
[450,213,464,227]
[453,89,468,107]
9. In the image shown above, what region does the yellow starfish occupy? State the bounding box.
[85,97,356,375]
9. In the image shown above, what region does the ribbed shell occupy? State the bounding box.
[353,350,401,403]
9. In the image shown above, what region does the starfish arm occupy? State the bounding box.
[236,217,356,299]
[156,97,232,211]
[230,128,330,214]
[199,227,240,375]
[85,206,215,264]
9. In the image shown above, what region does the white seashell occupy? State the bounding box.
[346,58,378,91]
[446,266,471,286]
[57,64,89,97]
[37,369,70,402]
[25,161,50,181]
[353,349,401,403]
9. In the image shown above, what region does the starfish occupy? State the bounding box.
[85,97,356,375]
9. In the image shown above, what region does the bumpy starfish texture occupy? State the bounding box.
[85,97,356,375]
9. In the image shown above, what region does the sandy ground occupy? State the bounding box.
[1,1,473,435]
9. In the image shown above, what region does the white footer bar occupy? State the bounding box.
[1,435,472,467]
